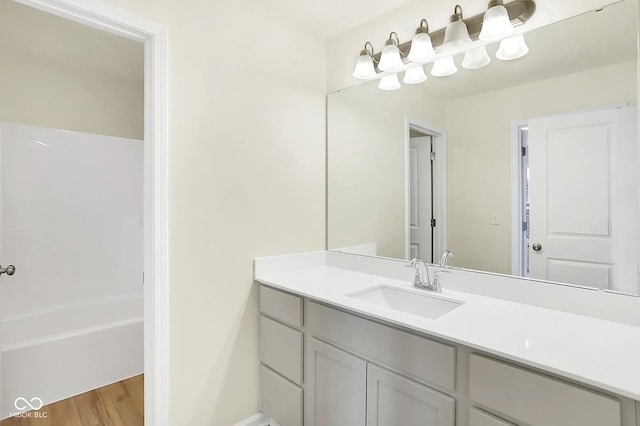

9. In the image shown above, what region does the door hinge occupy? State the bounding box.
[521,146,527,156]
[430,151,436,161]
[431,218,437,228]
[142,272,145,285]
[522,221,528,232]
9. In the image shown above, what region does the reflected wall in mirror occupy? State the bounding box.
[327,0,640,295]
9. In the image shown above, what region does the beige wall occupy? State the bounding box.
[446,61,637,273]
[328,83,445,258]
[0,49,143,139]
[91,1,327,424]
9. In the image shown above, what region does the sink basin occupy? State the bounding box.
[347,285,463,319]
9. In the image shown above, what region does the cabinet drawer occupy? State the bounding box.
[367,364,455,426]
[260,315,303,384]
[469,408,514,426]
[260,365,303,426]
[469,354,621,426]
[308,301,456,391]
[260,285,303,328]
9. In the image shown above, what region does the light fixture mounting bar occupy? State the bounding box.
[372,0,535,63]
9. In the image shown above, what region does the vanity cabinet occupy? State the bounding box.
[257,284,638,426]
[305,301,457,426]
[305,337,454,426]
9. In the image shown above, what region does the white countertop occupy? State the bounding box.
[255,254,640,401]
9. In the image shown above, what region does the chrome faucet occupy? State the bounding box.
[439,250,454,267]
[407,257,441,293]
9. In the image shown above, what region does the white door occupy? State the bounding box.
[367,364,455,426]
[306,338,366,426]
[409,136,433,261]
[528,107,637,292]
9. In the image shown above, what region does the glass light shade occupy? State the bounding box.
[378,43,404,72]
[443,20,471,49]
[378,74,401,90]
[431,56,457,77]
[407,32,436,63]
[462,45,491,69]
[352,53,377,79]
[403,66,427,84]
[479,4,514,41]
[496,34,529,60]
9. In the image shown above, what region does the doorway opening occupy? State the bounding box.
[405,119,447,262]
[514,123,530,277]
[0,1,168,425]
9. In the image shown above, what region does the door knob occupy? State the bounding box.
[0,264,16,276]
[532,243,542,252]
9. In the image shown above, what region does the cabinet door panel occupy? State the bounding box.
[367,363,455,426]
[306,338,366,426]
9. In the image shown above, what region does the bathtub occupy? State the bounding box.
[0,296,143,419]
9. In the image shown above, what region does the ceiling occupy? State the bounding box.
[0,0,144,83]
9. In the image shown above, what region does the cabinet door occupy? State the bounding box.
[306,338,367,426]
[367,363,455,426]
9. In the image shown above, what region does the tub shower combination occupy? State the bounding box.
[0,122,143,418]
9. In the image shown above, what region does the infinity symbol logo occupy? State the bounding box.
[14,397,43,411]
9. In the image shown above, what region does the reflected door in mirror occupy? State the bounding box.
[409,136,434,261]
[528,107,638,293]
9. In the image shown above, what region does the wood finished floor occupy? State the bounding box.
[0,375,143,426]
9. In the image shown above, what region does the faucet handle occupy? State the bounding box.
[431,272,442,292]
[439,250,455,267]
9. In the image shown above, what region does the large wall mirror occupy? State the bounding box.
[327,0,640,295]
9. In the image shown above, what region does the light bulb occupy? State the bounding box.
[379,33,404,72]
[352,43,377,80]
[431,57,458,77]
[443,6,471,50]
[352,53,376,79]
[378,74,401,90]
[496,34,529,60]
[408,32,436,63]
[462,45,491,69]
[403,66,427,84]
[479,0,514,41]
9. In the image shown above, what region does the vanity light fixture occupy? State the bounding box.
[431,56,458,77]
[350,0,536,88]
[378,32,404,72]
[443,5,472,49]
[462,45,491,69]
[352,42,377,79]
[407,19,437,63]
[378,73,402,90]
[479,0,515,41]
[496,33,529,60]
[403,65,428,84]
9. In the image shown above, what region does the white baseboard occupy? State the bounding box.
[234,412,270,426]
